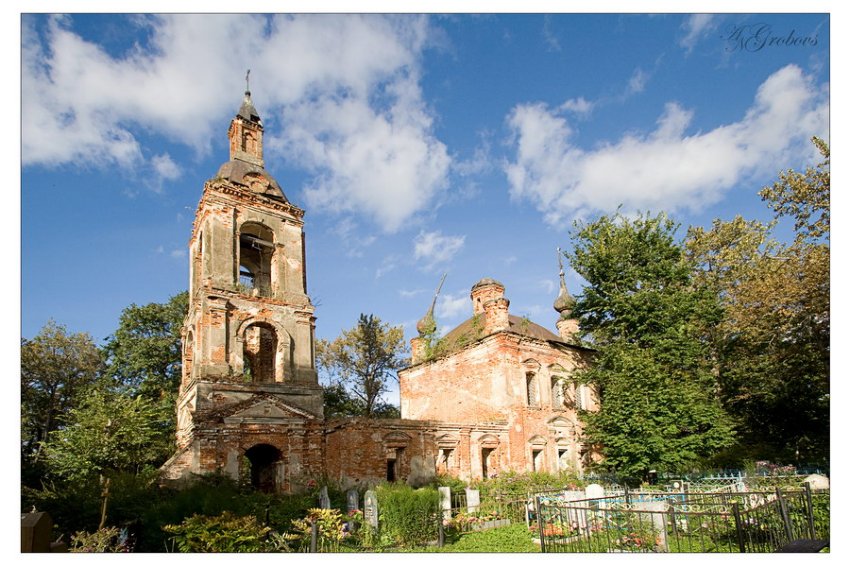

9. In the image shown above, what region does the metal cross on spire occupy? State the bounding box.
[245,69,251,93]
[557,246,565,277]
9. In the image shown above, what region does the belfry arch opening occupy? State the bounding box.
[245,444,282,492]
[243,323,278,383]
[239,222,274,296]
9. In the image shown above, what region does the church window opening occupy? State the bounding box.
[551,376,565,409]
[526,372,539,406]
[532,449,544,472]
[243,323,277,383]
[438,448,454,474]
[558,448,569,471]
[576,384,586,411]
[245,444,282,493]
[239,223,274,296]
[481,447,494,478]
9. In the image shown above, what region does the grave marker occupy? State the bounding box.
[319,486,331,509]
[465,488,480,513]
[438,487,452,519]
[364,490,379,529]
[347,489,360,514]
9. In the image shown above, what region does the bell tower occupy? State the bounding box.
[173,82,323,460]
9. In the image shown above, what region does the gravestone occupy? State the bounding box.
[585,483,605,500]
[346,489,360,514]
[364,490,379,529]
[561,490,584,503]
[21,511,53,553]
[804,474,829,490]
[438,487,452,519]
[319,486,331,509]
[632,500,668,552]
[465,488,480,513]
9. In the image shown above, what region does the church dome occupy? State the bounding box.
[471,277,504,292]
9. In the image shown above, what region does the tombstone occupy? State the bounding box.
[364,490,379,529]
[585,483,605,501]
[438,487,452,519]
[319,486,331,509]
[346,489,360,514]
[21,511,53,553]
[804,474,829,490]
[632,501,668,552]
[561,490,584,503]
[465,488,480,514]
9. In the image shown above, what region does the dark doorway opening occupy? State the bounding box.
[386,459,397,482]
[245,444,282,492]
[482,447,494,478]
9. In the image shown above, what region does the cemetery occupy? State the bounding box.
[22,469,829,553]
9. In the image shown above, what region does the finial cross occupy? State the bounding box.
[245,69,251,92]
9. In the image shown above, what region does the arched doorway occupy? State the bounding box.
[245,444,282,492]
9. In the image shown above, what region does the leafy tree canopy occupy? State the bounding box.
[316,314,406,417]
[21,320,103,460]
[567,211,735,478]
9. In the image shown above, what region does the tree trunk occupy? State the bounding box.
[99,475,111,530]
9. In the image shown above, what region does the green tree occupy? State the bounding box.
[41,388,166,529]
[567,211,735,478]
[21,321,103,464]
[686,138,829,464]
[316,314,406,417]
[102,291,188,460]
[759,136,829,243]
[104,291,188,397]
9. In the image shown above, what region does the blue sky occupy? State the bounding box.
[19,10,832,404]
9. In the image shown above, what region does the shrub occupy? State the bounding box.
[163,511,275,552]
[70,526,131,552]
[376,483,439,546]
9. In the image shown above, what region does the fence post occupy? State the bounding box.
[732,503,746,553]
[803,482,816,539]
[309,520,318,553]
[775,487,794,543]
[535,496,546,553]
[624,483,630,506]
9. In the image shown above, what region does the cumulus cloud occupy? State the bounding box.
[22,14,450,232]
[504,65,828,226]
[680,14,718,52]
[413,230,465,270]
[436,291,469,320]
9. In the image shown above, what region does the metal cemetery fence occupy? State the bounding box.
[535,485,828,553]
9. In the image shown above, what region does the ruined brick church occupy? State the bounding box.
[161,89,596,492]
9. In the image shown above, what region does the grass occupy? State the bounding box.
[401,524,540,553]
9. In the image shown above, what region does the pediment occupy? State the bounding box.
[218,395,316,424]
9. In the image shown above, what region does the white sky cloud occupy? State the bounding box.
[504,64,828,227]
[626,67,648,96]
[21,14,450,233]
[413,230,465,270]
[151,153,181,181]
[560,97,594,117]
[680,14,718,52]
[436,291,469,320]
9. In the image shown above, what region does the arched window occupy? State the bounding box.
[575,383,586,411]
[183,331,194,388]
[239,222,274,296]
[526,372,539,407]
[243,323,277,383]
[551,375,566,409]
